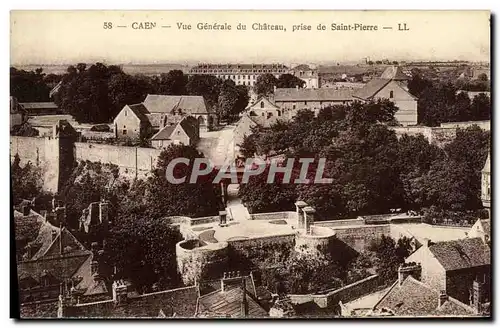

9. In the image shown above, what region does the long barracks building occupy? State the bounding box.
[189,63,289,86]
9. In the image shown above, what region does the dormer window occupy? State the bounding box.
[260,101,264,108]
[390,90,394,98]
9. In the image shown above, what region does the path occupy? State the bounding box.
[197,125,236,167]
[226,184,250,221]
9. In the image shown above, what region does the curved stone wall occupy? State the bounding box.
[294,226,336,255]
[175,239,229,285]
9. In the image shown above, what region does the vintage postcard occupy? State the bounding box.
[10,10,491,319]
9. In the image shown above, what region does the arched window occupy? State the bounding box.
[260,101,264,108]
[389,90,394,98]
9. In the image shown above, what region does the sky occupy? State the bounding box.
[10,10,491,65]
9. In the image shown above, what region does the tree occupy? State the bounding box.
[11,123,39,137]
[470,93,491,121]
[254,73,278,97]
[276,74,305,89]
[10,67,51,102]
[11,154,44,205]
[186,75,222,112]
[238,134,258,158]
[369,235,412,283]
[217,80,249,122]
[157,70,188,95]
[477,73,489,81]
[104,215,182,292]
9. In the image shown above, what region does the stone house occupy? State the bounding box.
[468,218,490,245]
[246,96,284,121]
[405,237,490,306]
[274,87,354,119]
[352,66,418,126]
[113,103,152,140]
[150,117,199,150]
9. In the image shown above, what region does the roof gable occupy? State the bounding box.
[248,96,279,110]
[41,228,88,259]
[151,125,176,141]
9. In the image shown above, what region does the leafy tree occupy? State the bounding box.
[470,93,491,121]
[477,73,489,82]
[104,215,182,292]
[369,235,412,283]
[217,80,249,122]
[186,75,222,112]
[254,73,278,97]
[276,74,305,89]
[11,154,44,205]
[238,134,258,158]
[156,70,188,95]
[11,123,39,137]
[10,67,51,102]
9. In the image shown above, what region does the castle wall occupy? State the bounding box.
[74,142,162,178]
[330,225,391,253]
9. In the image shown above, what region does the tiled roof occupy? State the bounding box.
[29,221,60,260]
[18,253,91,286]
[20,300,59,318]
[429,237,491,271]
[150,125,176,141]
[197,286,268,318]
[68,286,199,318]
[274,88,353,102]
[143,95,210,114]
[179,118,199,140]
[28,115,79,127]
[480,219,490,237]
[352,78,392,100]
[374,276,475,316]
[380,66,410,80]
[31,227,87,261]
[127,104,150,123]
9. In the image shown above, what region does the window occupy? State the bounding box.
[390,90,394,98]
[262,113,265,116]
[277,110,281,117]
[293,104,296,110]
[304,101,308,105]
[124,110,127,116]
[260,101,264,108]
[122,129,127,135]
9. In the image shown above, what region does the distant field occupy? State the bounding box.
[13,64,191,76]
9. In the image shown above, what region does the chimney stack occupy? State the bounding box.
[438,290,448,308]
[219,210,227,227]
[303,206,316,234]
[240,277,248,317]
[294,201,307,229]
[423,238,433,248]
[112,280,128,304]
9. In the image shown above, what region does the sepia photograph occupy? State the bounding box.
[9,10,491,319]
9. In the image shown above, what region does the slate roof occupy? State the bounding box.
[67,286,199,318]
[197,286,268,318]
[127,104,150,123]
[352,78,392,100]
[30,226,87,261]
[150,125,176,141]
[151,118,198,141]
[28,115,79,128]
[428,237,491,271]
[373,276,476,316]
[380,66,410,80]
[143,95,210,114]
[274,88,353,102]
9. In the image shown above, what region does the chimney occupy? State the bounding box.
[219,210,227,227]
[472,280,484,314]
[90,202,99,225]
[423,238,433,248]
[91,260,99,276]
[55,206,66,227]
[398,263,422,286]
[112,280,128,304]
[59,226,63,255]
[303,206,316,234]
[294,201,307,229]
[240,277,248,317]
[438,290,448,308]
[22,204,31,216]
[273,85,277,92]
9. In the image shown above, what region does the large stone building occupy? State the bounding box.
[289,64,320,89]
[274,87,353,116]
[189,63,289,87]
[113,94,215,140]
[352,66,418,126]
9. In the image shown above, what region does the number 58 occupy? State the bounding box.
[103,22,113,29]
